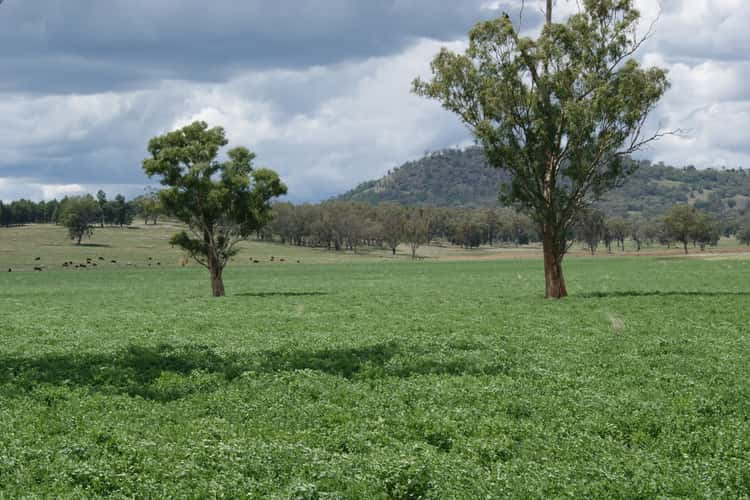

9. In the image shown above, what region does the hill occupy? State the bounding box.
[338,147,750,218]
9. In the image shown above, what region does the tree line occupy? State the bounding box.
[4,191,749,253]
[266,202,750,256]
[574,204,744,255]
[0,191,165,244]
[266,202,538,257]
[0,191,164,228]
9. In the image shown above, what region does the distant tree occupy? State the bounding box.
[426,208,450,243]
[59,195,98,244]
[404,208,430,259]
[111,194,134,227]
[507,211,536,246]
[134,192,162,225]
[46,199,61,225]
[143,121,287,297]
[319,201,353,251]
[337,203,368,253]
[483,209,501,246]
[413,1,669,297]
[629,216,647,252]
[269,202,298,245]
[448,211,485,249]
[575,209,605,255]
[606,217,631,252]
[602,223,614,253]
[96,190,108,227]
[692,213,721,251]
[664,204,701,254]
[378,203,406,255]
[737,222,750,246]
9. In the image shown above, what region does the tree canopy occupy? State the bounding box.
[413,0,669,297]
[143,121,287,296]
[59,195,98,245]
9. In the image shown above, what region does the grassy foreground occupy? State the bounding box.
[1,230,750,497]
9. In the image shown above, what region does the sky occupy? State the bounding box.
[0,0,748,202]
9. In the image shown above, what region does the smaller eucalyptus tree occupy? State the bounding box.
[143,121,287,296]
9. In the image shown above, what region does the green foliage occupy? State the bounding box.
[606,217,631,251]
[413,2,669,277]
[378,203,406,254]
[664,204,720,253]
[59,195,99,245]
[268,201,541,254]
[403,208,430,258]
[143,121,287,295]
[575,208,606,254]
[0,198,61,226]
[664,204,700,251]
[738,221,750,245]
[131,192,162,225]
[1,257,750,496]
[1,194,135,228]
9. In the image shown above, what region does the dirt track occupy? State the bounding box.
[433,245,750,262]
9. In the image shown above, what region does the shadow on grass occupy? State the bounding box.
[579,290,750,298]
[0,342,511,402]
[234,291,328,298]
[77,243,112,248]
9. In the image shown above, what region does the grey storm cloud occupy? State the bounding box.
[0,0,530,93]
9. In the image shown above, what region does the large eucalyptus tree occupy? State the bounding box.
[414,0,669,298]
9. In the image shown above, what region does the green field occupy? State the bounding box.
[1,225,750,497]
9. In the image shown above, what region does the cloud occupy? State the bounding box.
[647,0,750,63]
[0,178,85,201]
[170,39,472,201]
[0,38,470,202]
[0,0,748,202]
[0,0,514,93]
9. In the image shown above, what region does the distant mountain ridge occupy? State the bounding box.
[337,147,750,218]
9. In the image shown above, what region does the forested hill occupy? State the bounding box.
[337,147,750,218]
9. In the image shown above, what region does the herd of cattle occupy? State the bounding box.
[7,256,161,273]
[7,255,300,272]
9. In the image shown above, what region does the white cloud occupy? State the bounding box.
[0,178,85,201]
[41,183,86,200]
[140,38,470,201]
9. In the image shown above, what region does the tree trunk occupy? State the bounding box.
[542,227,567,299]
[209,264,225,297]
[392,247,396,255]
[207,248,225,297]
[683,241,688,254]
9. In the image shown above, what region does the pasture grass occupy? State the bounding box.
[1,226,750,497]
[0,223,393,272]
[2,222,747,272]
